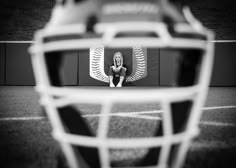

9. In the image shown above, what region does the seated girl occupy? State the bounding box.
[108,52,127,87]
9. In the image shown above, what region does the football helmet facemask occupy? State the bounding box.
[30,0,214,168]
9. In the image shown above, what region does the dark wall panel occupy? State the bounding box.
[135,48,159,86]
[5,44,78,86]
[61,51,78,85]
[159,49,179,86]
[5,43,35,85]
[210,42,236,86]
[160,43,236,87]
[0,44,5,85]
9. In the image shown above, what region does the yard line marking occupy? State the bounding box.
[1,40,236,43]
[0,41,34,43]
[83,105,236,118]
[0,116,45,121]
[82,105,236,118]
[121,110,163,115]
[200,121,236,127]
[208,40,236,43]
[0,105,236,121]
[0,115,235,127]
[130,114,162,120]
[84,113,236,126]
[83,112,162,120]
[192,141,236,149]
[82,110,163,118]
[203,105,236,110]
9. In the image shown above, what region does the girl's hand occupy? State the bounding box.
[112,66,121,73]
[111,66,116,71]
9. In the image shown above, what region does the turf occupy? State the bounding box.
[0,86,236,168]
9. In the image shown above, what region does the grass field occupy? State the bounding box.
[0,86,236,168]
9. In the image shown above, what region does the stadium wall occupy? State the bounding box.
[0,42,236,86]
[0,43,5,85]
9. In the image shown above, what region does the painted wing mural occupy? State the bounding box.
[90,46,110,82]
[89,46,147,83]
[126,46,147,82]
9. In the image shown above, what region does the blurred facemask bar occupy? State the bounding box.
[29,0,215,168]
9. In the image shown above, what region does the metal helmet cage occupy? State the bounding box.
[29,0,214,168]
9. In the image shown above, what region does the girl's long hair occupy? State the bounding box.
[113,52,123,67]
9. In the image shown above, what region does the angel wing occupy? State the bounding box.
[90,46,147,83]
[89,46,109,83]
[126,46,147,82]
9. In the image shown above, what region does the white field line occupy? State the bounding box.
[83,105,236,117]
[1,115,234,127]
[203,105,236,110]
[82,110,163,118]
[0,41,35,43]
[0,105,236,124]
[200,121,236,127]
[83,105,236,118]
[191,141,236,149]
[83,113,162,120]
[0,116,45,121]
[1,40,236,43]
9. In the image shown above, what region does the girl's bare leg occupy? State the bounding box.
[109,76,115,87]
[117,76,124,87]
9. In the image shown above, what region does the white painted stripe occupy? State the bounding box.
[121,110,163,115]
[203,105,236,110]
[0,105,236,122]
[0,115,234,127]
[0,116,45,121]
[208,40,236,43]
[82,105,236,118]
[0,40,236,44]
[130,114,162,120]
[0,41,34,43]
[200,121,236,127]
[82,110,163,118]
[83,113,236,126]
[83,112,162,120]
[0,115,234,128]
[192,141,236,149]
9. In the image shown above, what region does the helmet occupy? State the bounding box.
[29,0,214,168]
